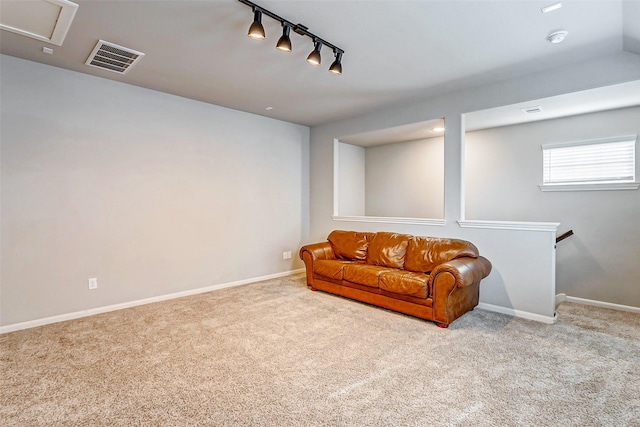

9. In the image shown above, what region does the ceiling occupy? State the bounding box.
[1,0,639,127]
[338,79,640,147]
[339,118,445,147]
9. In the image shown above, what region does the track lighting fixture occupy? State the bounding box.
[247,8,265,40]
[329,50,342,75]
[306,40,322,66]
[238,0,345,75]
[276,24,292,52]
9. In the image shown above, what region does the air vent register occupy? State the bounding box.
[85,40,145,75]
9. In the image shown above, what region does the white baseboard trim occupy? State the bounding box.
[0,269,305,334]
[556,293,640,314]
[476,302,556,324]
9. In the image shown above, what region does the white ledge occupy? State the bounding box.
[332,215,446,226]
[458,220,560,232]
[539,182,639,192]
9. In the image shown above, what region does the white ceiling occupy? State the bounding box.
[1,0,639,127]
[338,118,445,147]
[336,80,640,147]
[465,79,640,131]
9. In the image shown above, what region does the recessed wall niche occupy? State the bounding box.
[335,118,445,220]
[463,81,640,222]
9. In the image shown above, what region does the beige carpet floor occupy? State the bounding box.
[1,274,639,426]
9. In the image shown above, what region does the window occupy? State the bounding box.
[540,135,638,191]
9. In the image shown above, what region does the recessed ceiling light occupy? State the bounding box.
[42,47,53,54]
[432,127,445,132]
[541,2,562,14]
[547,30,568,44]
[265,106,274,110]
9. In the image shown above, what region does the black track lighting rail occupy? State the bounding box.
[238,0,344,69]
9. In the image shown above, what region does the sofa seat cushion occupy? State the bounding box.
[314,260,354,280]
[379,271,431,298]
[327,230,374,261]
[404,236,479,273]
[366,232,410,269]
[344,264,394,288]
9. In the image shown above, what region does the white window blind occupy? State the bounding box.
[542,136,636,186]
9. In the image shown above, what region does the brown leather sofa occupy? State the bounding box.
[299,230,492,328]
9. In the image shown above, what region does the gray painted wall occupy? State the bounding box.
[365,137,444,219]
[466,106,640,307]
[0,55,309,326]
[2,50,639,327]
[336,142,365,216]
[336,137,444,219]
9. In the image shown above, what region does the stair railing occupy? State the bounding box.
[556,230,574,244]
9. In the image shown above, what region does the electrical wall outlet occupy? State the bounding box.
[282,251,292,260]
[88,277,98,290]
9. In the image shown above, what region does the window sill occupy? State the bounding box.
[539,182,639,192]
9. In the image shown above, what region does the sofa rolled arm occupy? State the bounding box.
[431,256,492,290]
[299,242,336,262]
[299,242,336,288]
[431,256,492,325]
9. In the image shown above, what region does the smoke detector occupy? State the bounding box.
[547,30,568,44]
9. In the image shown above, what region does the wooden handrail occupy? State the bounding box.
[556,230,574,243]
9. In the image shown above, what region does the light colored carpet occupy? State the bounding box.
[1,274,639,426]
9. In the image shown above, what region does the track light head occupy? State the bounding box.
[307,40,322,66]
[276,24,292,52]
[248,9,265,40]
[329,50,342,75]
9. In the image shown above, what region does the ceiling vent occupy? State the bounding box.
[85,40,145,74]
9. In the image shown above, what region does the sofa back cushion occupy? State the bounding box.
[366,232,410,269]
[404,236,478,273]
[327,230,373,261]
